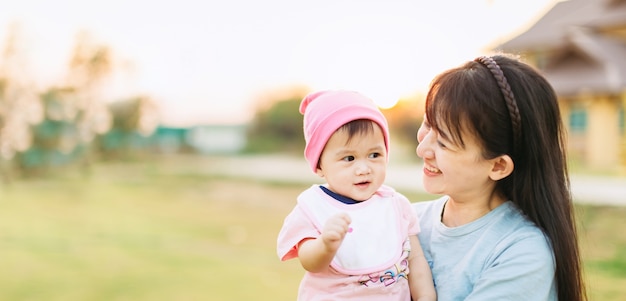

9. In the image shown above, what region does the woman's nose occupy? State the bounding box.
[417,121,428,143]
[416,131,434,159]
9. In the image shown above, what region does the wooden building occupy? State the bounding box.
[496,0,626,172]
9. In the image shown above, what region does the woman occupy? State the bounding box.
[413,54,587,300]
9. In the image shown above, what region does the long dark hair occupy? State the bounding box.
[424,54,586,301]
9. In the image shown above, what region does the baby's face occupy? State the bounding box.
[316,124,387,201]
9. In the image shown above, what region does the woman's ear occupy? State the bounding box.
[489,155,514,181]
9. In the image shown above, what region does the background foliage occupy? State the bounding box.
[245,96,305,154]
[243,90,426,159]
[0,26,159,179]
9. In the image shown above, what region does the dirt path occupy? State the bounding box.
[204,154,625,206]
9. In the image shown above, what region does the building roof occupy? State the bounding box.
[543,28,626,95]
[498,0,611,51]
[586,0,626,28]
[496,0,626,96]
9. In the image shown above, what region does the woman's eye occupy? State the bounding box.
[342,156,355,162]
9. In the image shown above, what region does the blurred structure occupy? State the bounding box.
[117,124,246,155]
[186,124,246,154]
[497,0,626,172]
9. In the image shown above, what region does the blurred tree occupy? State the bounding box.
[17,88,80,176]
[244,86,309,154]
[15,31,119,176]
[64,31,113,143]
[97,95,160,160]
[382,93,425,157]
[244,87,426,158]
[0,23,44,181]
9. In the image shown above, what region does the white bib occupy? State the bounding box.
[297,186,405,274]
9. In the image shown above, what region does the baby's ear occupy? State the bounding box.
[315,167,325,178]
[489,155,514,181]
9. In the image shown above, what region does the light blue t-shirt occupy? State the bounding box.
[413,197,557,301]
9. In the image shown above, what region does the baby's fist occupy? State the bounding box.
[321,212,352,251]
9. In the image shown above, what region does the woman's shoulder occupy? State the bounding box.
[498,202,547,235]
[492,202,553,257]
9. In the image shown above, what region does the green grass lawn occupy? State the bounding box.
[0,156,624,300]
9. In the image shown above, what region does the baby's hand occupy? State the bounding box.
[321,212,352,252]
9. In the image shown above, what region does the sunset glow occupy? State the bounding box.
[0,0,556,126]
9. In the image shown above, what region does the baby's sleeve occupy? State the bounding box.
[276,205,320,261]
[398,194,420,236]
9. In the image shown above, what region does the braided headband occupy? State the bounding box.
[474,56,522,151]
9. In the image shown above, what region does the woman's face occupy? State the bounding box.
[416,116,497,202]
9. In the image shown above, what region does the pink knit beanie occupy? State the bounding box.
[300,90,390,173]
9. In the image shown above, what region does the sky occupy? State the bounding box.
[0,0,557,126]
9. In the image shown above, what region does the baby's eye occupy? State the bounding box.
[437,140,447,149]
[369,153,381,159]
[342,155,355,162]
